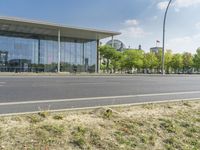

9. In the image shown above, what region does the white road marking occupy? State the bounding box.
[0,90,200,106]
[0,97,199,117]
[0,82,6,87]
[67,82,120,85]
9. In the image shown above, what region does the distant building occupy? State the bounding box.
[125,45,143,51]
[138,44,142,50]
[150,47,162,53]
[106,39,126,52]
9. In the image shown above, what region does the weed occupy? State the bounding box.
[103,109,113,119]
[183,131,193,138]
[27,115,43,123]
[114,131,137,148]
[164,137,182,150]
[164,104,173,109]
[0,117,5,122]
[53,114,63,120]
[11,116,22,122]
[187,138,200,148]
[188,126,198,133]
[182,101,192,107]
[159,118,178,133]
[89,131,115,149]
[38,111,50,118]
[77,126,87,135]
[73,136,86,148]
[180,121,190,128]
[40,124,65,136]
[35,128,51,143]
[143,103,155,109]
[139,134,148,144]
[195,118,200,122]
[118,119,141,135]
[72,126,87,149]
[89,131,101,146]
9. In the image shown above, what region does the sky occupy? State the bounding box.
[0,0,200,53]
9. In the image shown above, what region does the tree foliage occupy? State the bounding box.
[123,50,144,72]
[155,48,163,69]
[182,52,193,72]
[193,48,200,70]
[99,46,200,74]
[144,52,158,70]
[171,54,183,73]
[99,45,117,73]
[110,51,122,73]
[165,50,173,73]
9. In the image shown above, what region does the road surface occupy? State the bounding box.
[0,75,200,115]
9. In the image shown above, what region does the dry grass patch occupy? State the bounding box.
[0,100,200,149]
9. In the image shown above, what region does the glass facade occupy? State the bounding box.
[0,34,97,73]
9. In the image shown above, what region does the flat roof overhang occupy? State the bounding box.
[0,16,121,40]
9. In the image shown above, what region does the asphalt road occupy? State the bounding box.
[1,75,200,115]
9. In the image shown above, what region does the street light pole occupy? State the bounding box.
[162,0,172,75]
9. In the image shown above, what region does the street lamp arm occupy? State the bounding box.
[162,0,172,75]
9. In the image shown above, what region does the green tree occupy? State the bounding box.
[123,49,144,72]
[110,51,122,73]
[100,64,106,73]
[144,52,158,72]
[182,52,193,73]
[171,54,183,73]
[99,45,117,73]
[119,54,126,73]
[193,48,200,71]
[155,48,163,71]
[165,50,173,74]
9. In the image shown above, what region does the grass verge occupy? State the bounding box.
[0,100,200,149]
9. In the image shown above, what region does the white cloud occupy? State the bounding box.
[169,36,192,46]
[157,0,200,10]
[100,19,149,48]
[124,19,139,26]
[174,0,200,8]
[157,1,169,10]
[119,26,148,39]
[120,19,149,39]
[195,22,200,29]
[168,35,200,53]
[116,19,150,48]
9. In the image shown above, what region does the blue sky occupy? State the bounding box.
[0,0,200,53]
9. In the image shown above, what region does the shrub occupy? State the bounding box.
[38,111,50,118]
[103,109,113,119]
[53,115,64,120]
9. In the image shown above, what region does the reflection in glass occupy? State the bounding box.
[0,35,97,73]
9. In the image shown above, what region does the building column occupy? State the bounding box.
[38,39,40,65]
[58,29,61,73]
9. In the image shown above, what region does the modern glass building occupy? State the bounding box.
[0,17,120,73]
